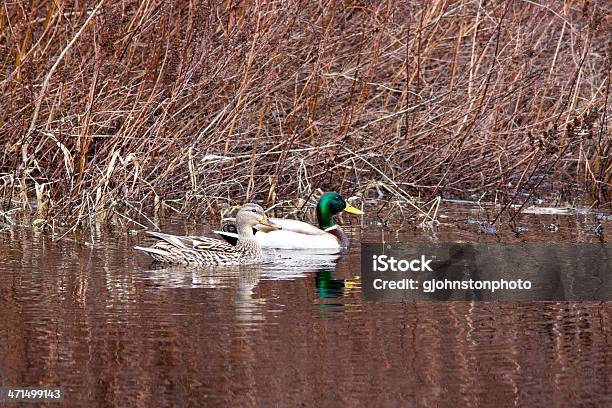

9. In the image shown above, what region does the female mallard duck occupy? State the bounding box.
[215,193,363,250]
[134,204,280,265]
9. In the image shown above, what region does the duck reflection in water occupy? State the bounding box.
[139,263,266,326]
[315,264,359,316]
[140,250,347,324]
[234,267,266,327]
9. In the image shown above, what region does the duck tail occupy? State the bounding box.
[134,245,170,260]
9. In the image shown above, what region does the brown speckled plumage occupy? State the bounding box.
[134,204,273,266]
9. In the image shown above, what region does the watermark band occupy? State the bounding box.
[361,243,611,301]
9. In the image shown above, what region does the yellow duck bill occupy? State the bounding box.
[343,202,364,215]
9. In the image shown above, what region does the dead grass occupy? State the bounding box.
[0,0,610,231]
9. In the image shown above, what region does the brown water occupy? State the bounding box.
[0,207,611,407]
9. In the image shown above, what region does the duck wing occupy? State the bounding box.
[267,218,327,235]
[255,229,341,249]
[146,231,234,253]
[215,218,325,246]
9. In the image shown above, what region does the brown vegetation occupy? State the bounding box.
[0,0,610,230]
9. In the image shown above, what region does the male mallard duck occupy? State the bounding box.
[134,204,280,265]
[215,193,363,250]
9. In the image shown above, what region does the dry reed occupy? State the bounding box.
[0,0,610,231]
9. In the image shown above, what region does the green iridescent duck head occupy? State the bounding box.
[316,192,363,231]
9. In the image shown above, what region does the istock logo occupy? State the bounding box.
[362,243,612,302]
[372,254,433,272]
